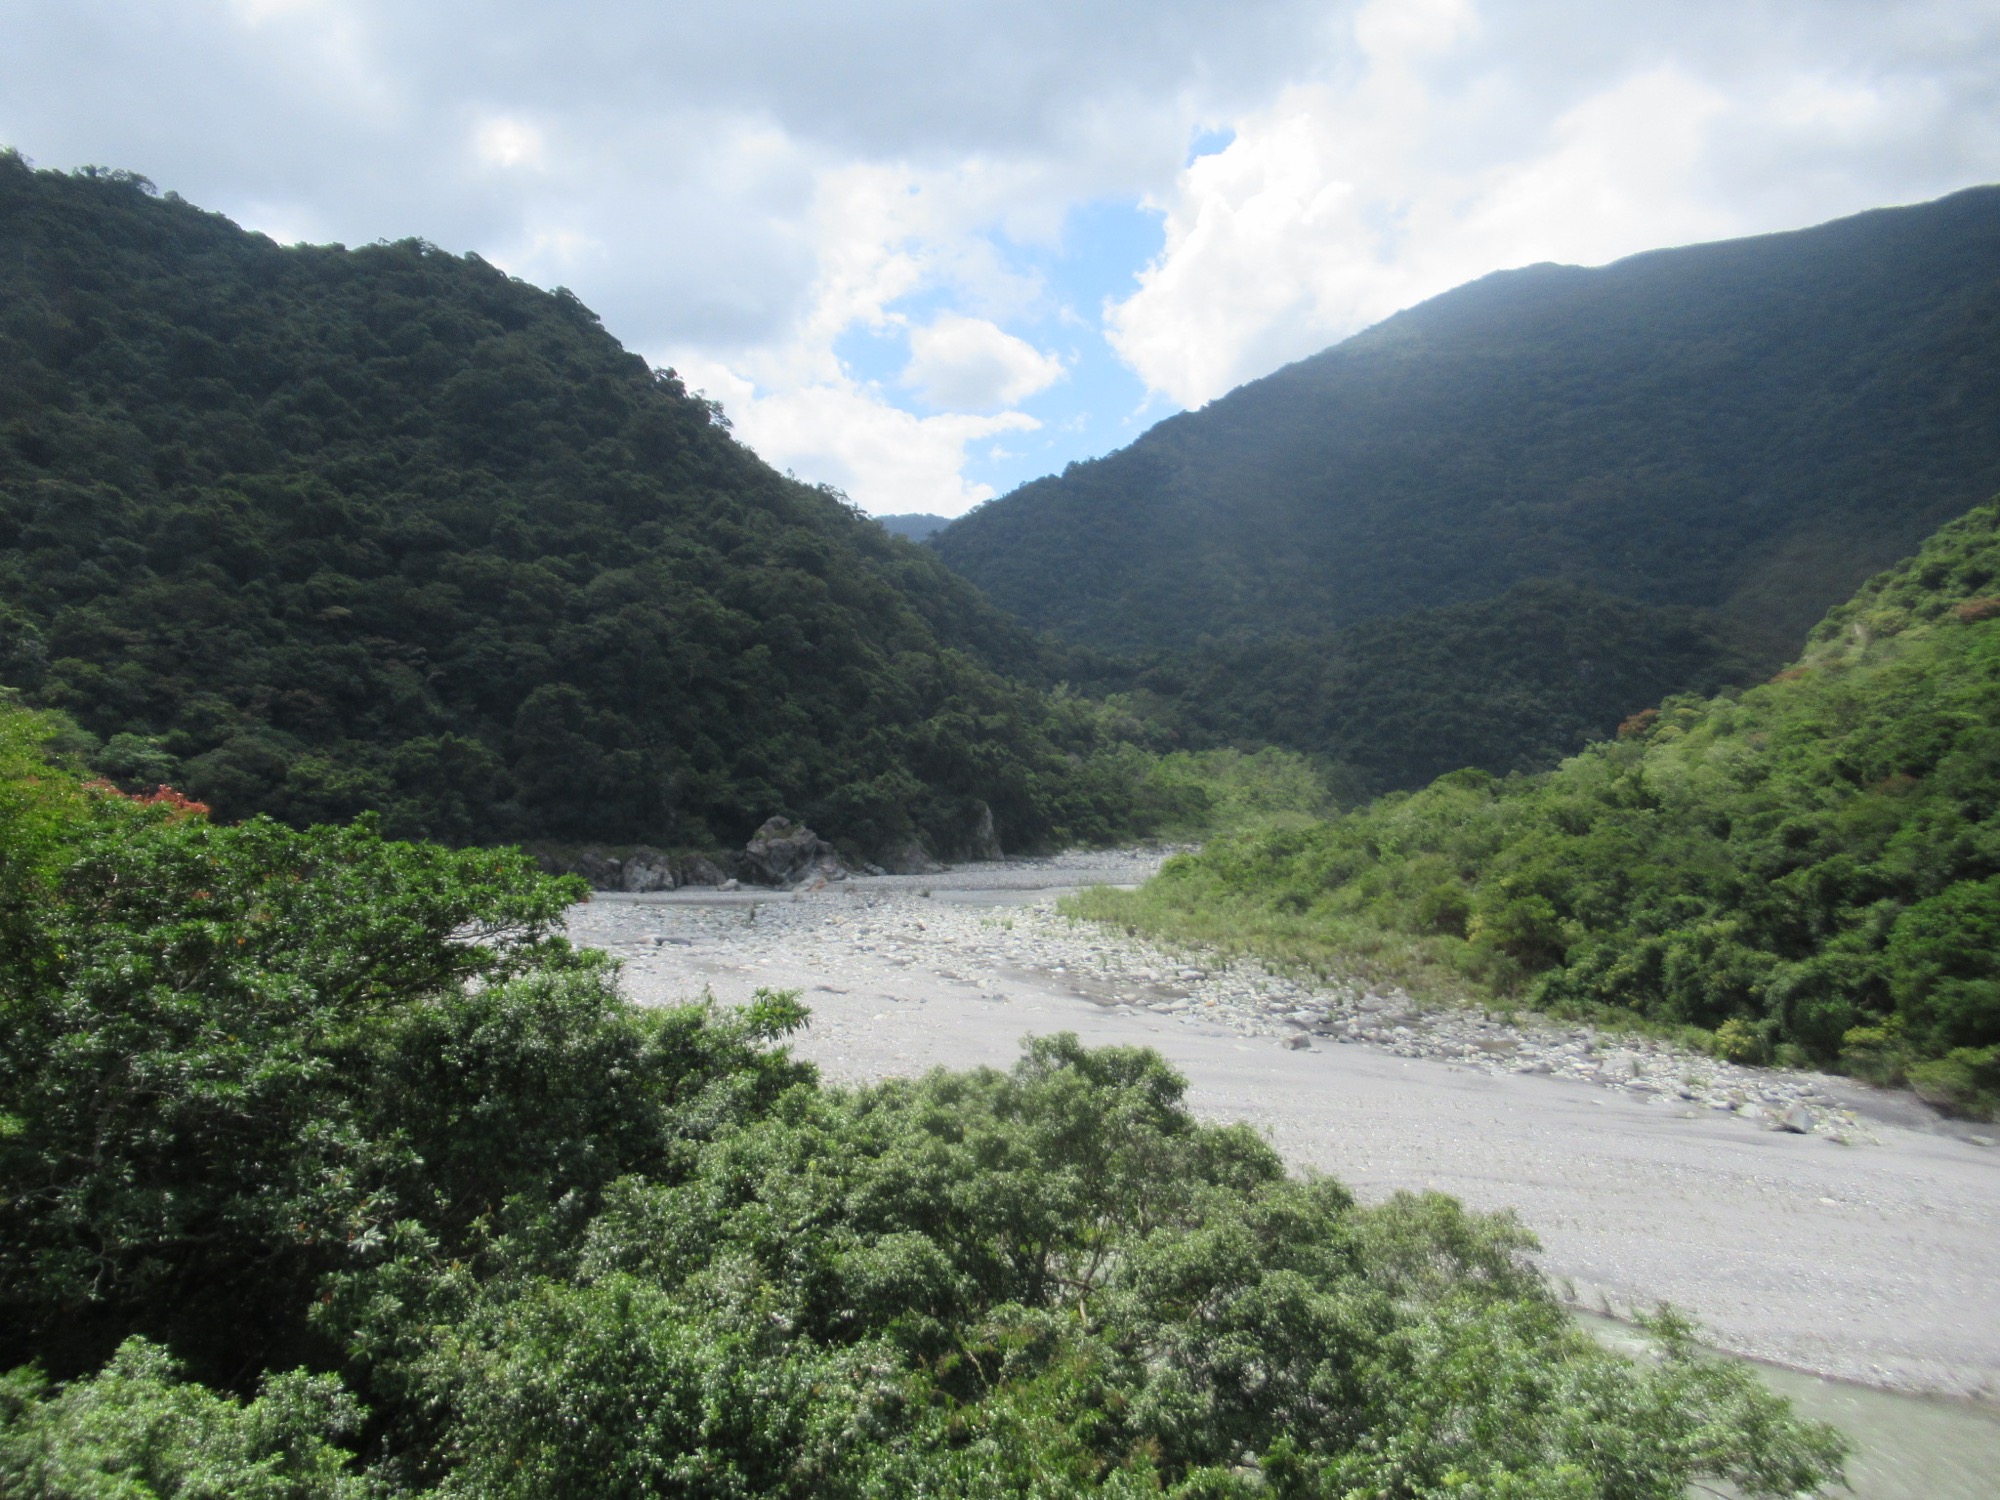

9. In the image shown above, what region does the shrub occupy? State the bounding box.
[0,1339,367,1500]
[1712,1018,1765,1065]
[1906,1045,2000,1120]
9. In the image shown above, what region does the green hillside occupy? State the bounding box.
[1079,579,1748,795]
[0,705,1846,1495]
[937,187,2000,669]
[1080,501,2000,1118]
[0,152,1163,858]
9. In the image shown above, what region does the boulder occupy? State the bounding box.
[678,854,728,887]
[741,816,848,888]
[879,838,944,875]
[1777,1103,1816,1134]
[620,849,676,893]
[574,850,622,890]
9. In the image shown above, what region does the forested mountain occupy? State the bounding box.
[1085,500,2000,1118]
[0,152,1163,857]
[937,187,2000,667]
[1074,579,1749,796]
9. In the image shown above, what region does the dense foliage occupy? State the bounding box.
[1081,502,2000,1117]
[0,151,1186,859]
[938,186,2000,669]
[1080,580,1747,794]
[0,703,1845,1496]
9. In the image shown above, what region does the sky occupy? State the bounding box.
[5,1,2000,517]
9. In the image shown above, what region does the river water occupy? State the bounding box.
[1578,1313,2000,1499]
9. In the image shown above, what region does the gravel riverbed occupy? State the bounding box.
[569,849,2000,1405]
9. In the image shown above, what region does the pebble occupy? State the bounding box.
[571,848,1866,1141]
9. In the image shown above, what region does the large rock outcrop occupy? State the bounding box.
[540,821,859,893]
[877,839,944,875]
[619,849,676,893]
[542,847,720,892]
[740,817,848,888]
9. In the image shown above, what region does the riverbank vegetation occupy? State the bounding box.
[1077,502,2000,1118]
[0,697,1846,1495]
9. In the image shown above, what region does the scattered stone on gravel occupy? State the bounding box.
[566,848,2000,1400]
[568,846,1877,1142]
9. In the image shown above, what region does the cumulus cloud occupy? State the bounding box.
[1109,0,2000,406]
[678,355,1038,515]
[652,157,1068,514]
[1107,65,1737,405]
[902,315,1066,411]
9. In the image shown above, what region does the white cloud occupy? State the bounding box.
[678,355,1037,515]
[1353,0,1476,62]
[472,114,546,171]
[222,0,400,123]
[1102,51,1741,405]
[902,314,1065,411]
[651,157,1071,516]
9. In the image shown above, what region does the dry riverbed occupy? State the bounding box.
[569,849,2000,1406]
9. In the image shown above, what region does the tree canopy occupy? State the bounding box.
[1071,579,1749,796]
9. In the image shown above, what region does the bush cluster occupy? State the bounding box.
[0,703,1844,1495]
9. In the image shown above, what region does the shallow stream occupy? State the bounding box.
[1579,1314,2000,1499]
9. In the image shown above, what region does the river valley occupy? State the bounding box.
[568,849,2000,1494]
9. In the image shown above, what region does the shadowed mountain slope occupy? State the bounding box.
[937,187,2000,663]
